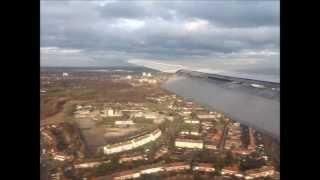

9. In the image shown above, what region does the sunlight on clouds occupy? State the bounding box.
[91,0,116,7]
[110,18,145,31]
[41,47,82,54]
[184,19,209,32]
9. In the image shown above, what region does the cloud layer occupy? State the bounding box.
[41,0,279,72]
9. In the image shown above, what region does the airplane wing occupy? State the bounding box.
[128,59,280,140]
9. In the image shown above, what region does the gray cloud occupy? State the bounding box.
[96,1,148,19]
[96,1,279,27]
[41,0,279,71]
[168,1,279,27]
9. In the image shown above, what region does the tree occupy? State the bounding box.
[215,157,225,171]
[193,172,202,180]
[95,163,112,176]
[224,151,234,165]
[190,112,197,119]
[64,103,75,116]
[140,174,161,180]
[110,155,120,165]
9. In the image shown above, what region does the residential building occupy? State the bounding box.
[166,116,174,121]
[153,118,165,124]
[74,160,111,169]
[113,170,141,180]
[205,144,218,150]
[197,114,216,119]
[148,79,157,84]
[41,130,54,142]
[115,120,135,125]
[53,154,67,161]
[101,108,123,117]
[126,75,132,80]
[119,155,144,164]
[180,131,200,136]
[224,122,242,150]
[221,165,243,177]
[193,163,215,172]
[175,138,203,149]
[51,172,62,180]
[103,129,162,155]
[132,111,144,118]
[140,167,164,175]
[154,146,168,159]
[244,166,275,179]
[144,112,158,119]
[111,162,191,180]
[184,120,200,124]
[164,162,191,172]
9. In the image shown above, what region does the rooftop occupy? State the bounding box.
[245,166,274,174]
[194,163,215,168]
[165,162,190,167]
[223,164,240,172]
[112,169,140,177]
[175,138,203,143]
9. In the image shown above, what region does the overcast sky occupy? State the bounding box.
[41,0,279,74]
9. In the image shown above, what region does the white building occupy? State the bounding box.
[244,166,275,179]
[114,171,141,180]
[53,154,66,161]
[107,108,115,116]
[184,120,200,124]
[74,110,92,118]
[148,79,157,84]
[221,165,242,177]
[140,167,164,174]
[74,161,110,169]
[76,105,83,110]
[144,112,158,119]
[41,131,53,142]
[119,155,144,164]
[191,132,200,136]
[115,120,135,125]
[103,129,162,155]
[51,172,61,180]
[197,114,216,119]
[165,162,191,172]
[62,72,69,77]
[101,108,123,117]
[175,138,203,149]
[112,162,190,180]
[166,116,174,121]
[205,144,218,150]
[153,118,165,124]
[233,122,241,127]
[132,111,144,118]
[180,111,192,116]
[193,163,215,172]
[126,75,132,80]
[180,131,200,136]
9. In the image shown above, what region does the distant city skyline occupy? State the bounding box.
[41,0,279,74]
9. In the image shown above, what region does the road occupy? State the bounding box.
[219,120,230,151]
